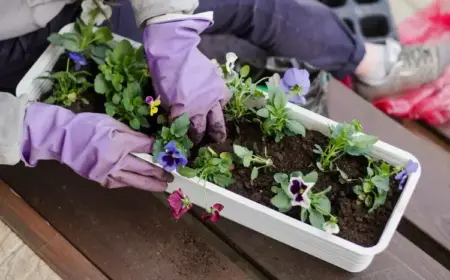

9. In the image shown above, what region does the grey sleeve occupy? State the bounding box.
[130,0,199,27]
[0,92,29,165]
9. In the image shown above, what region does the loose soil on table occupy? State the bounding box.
[208,122,402,247]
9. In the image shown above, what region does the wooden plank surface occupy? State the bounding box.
[327,79,450,253]
[0,180,108,280]
[0,163,251,280]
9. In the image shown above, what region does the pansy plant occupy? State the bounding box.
[353,159,401,213]
[255,79,306,142]
[217,53,266,125]
[48,1,113,66]
[314,120,378,170]
[38,59,92,107]
[152,114,193,162]
[233,145,273,182]
[178,147,234,188]
[270,172,339,234]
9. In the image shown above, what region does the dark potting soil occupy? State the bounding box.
[208,122,402,247]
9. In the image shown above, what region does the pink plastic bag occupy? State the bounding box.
[373,0,450,125]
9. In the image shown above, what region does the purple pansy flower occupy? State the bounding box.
[279,68,311,105]
[157,141,188,172]
[395,160,419,191]
[67,51,87,70]
[288,177,313,208]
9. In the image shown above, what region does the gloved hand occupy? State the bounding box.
[21,102,173,191]
[143,14,230,143]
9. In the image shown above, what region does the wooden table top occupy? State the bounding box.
[1,78,449,279]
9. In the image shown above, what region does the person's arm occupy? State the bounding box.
[0,92,28,165]
[130,0,199,27]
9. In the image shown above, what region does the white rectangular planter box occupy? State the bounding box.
[17,23,421,273]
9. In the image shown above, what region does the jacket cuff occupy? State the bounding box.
[130,0,199,27]
[0,92,29,165]
[146,11,213,25]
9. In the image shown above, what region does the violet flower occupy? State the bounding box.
[279,68,311,105]
[202,203,224,223]
[168,189,192,220]
[157,141,188,172]
[288,176,313,208]
[395,160,419,190]
[67,51,87,70]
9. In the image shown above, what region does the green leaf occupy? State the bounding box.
[94,27,113,44]
[123,97,133,111]
[152,139,164,163]
[363,182,372,193]
[157,114,167,124]
[365,195,374,208]
[112,40,135,63]
[208,158,222,166]
[242,157,251,168]
[300,207,308,222]
[233,145,252,159]
[138,116,150,128]
[213,174,233,188]
[171,114,190,137]
[133,96,143,106]
[369,191,387,213]
[337,166,349,181]
[251,168,259,181]
[104,102,116,117]
[47,33,63,46]
[44,96,56,104]
[352,135,378,147]
[286,120,306,136]
[256,108,269,118]
[273,90,287,110]
[130,118,140,130]
[270,192,291,210]
[315,197,331,214]
[240,65,250,78]
[371,175,390,192]
[137,105,149,115]
[112,94,121,105]
[308,208,325,230]
[94,74,108,94]
[274,173,289,184]
[160,127,171,140]
[303,171,318,184]
[271,186,279,194]
[353,185,363,195]
[316,162,324,171]
[177,166,197,178]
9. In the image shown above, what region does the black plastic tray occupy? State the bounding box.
[318,0,398,43]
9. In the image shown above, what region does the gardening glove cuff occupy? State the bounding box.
[130,0,199,27]
[143,12,230,143]
[0,92,29,165]
[21,102,173,191]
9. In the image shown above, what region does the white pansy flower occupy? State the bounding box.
[81,0,112,26]
[323,221,340,235]
[225,52,238,74]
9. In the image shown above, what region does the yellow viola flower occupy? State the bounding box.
[145,96,161,116]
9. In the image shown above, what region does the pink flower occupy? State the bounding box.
[201,203,224,223]
[168,189,192,220]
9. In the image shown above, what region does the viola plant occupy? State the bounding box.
[152,114,193,162]
[38,59,92,107]
[219,54,266,124]
[270,171,339,234]
[48,0,113,65]
[395,160,419,190]
[233,145,274,182]
[314,120,378,171]
[256,79,306,142]
[353,159,401,213]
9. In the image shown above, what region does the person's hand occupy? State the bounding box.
[143,13,230,143]
[21,102,173,191]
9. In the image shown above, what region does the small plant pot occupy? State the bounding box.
[17,23,421,273]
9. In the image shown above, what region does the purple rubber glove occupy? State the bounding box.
[21,102,173,191]
[143,16,230,143]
